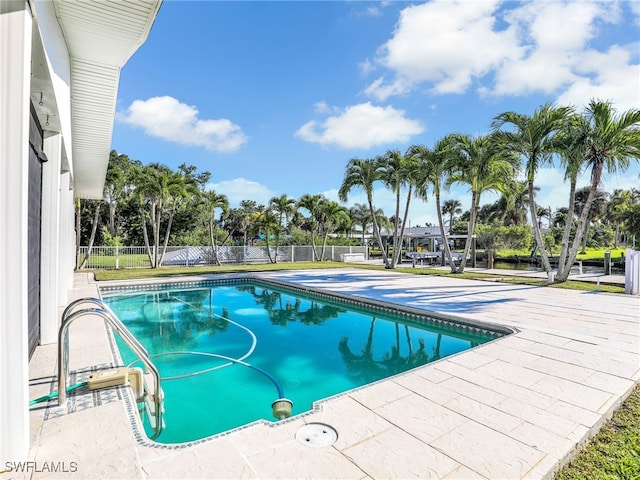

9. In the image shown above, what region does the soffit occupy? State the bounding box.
[53,0,162,199]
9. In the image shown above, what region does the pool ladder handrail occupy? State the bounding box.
[57,297,164,439]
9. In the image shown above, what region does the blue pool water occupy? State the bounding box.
[102,279,506,443]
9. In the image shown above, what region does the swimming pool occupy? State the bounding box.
[101,278,509,444]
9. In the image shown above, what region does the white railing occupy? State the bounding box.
[76,245,367,270]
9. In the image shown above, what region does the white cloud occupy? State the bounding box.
[493,1,618,96]
[295,102,423,149]
[359,58,376,76]
[208,178,273,208]
[556,46,640,111]
[313,101,339,115]
[631,0,640,20]
[365,0,639,109]
[365,0,521,100]
[352,0,392,18]
[118,96,247,152]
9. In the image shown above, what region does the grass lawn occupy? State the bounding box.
[93,261,625,293]
[498,247,628,262]
[554,383,640,480]
[90,261,635,476]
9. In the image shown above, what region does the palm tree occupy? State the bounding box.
[482,182,535,226]
[492,103,573,277]
[448,133,520,272]
[221,207,250,247]
[297,193,323,261]
[269,194,297,261]
[408,138,459,273]
[238,200,261,247]
[553,117,586,273]
[606,189,638,247]
[442,199,462,230]
[158,170,196,267]
[253,208,280,263]
[104,150,137,238]
[555,100,640,282]
[132,163,190,268]
[317,199,350,261]
[573,187,609,253]
[349,203,371,246]
[536,205,551,229]
[553,207,570,228]
[339,158,390,268]
[203,190,229,265]
[378,149,416,268]
[77,198,103,269]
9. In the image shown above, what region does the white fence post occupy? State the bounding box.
[115,245,119,269]
[625,248,639,295]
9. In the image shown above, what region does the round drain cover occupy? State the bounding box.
[295,423,338,447]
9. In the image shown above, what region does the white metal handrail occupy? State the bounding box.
[57,297,164,439]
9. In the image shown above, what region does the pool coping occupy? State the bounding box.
[26,268,640,479]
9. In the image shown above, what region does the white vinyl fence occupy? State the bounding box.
[76,245,367,270]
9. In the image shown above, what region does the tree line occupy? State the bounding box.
[78,99,640,282]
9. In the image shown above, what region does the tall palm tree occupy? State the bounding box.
[317,199,350,261]
[238,200,261,247]
[269,194,297,260]
[556,100,640,281]
[158,169,196,267]
[349,203,371,246]
[492,103,573,277]
[442,199,462,230]
[203,190,229,265]
[448,133,520,272]
[339,158,390,268]
[104,150,137,238]
[378,149,416,268]
[553,117,586,273]
[408,137,459,273]
[253,208,280,263]
[132,163,189,268]
[297,193,323,261]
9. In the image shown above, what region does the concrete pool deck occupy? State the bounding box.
[22,268,639,479]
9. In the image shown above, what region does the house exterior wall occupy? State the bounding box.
[0,0,33,462]
[1,0,161,463]
[0,0,83,463]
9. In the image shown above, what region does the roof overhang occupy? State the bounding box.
[52,0,162,199]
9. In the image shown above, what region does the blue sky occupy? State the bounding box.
[113,0,640,227]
